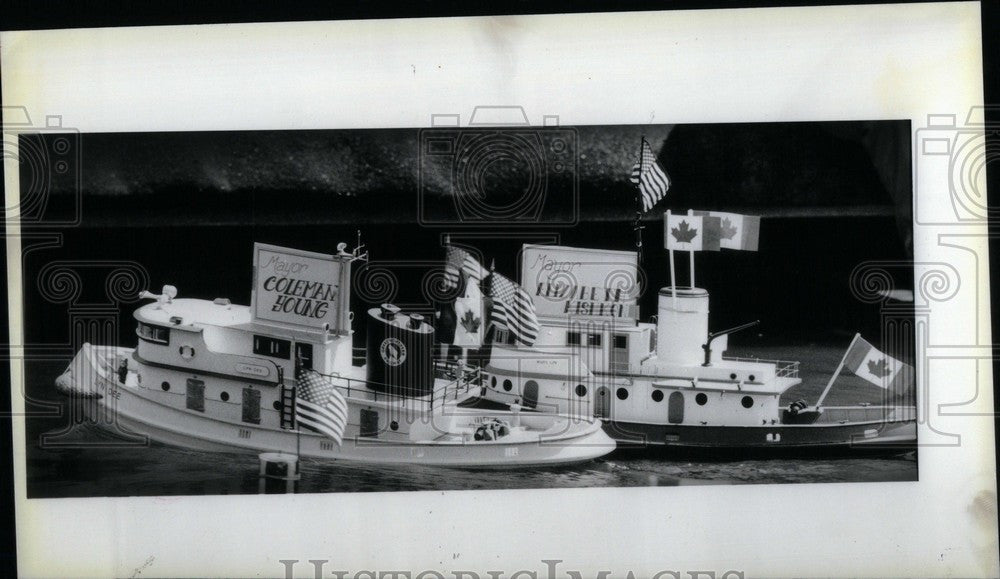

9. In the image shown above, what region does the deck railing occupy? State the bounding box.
[815,405,916,424]
[319,362,478,409]
[722,355,800,378]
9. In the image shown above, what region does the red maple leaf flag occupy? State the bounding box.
[663,213,721,252]
[842,335,914,394]
[693,210,761,251]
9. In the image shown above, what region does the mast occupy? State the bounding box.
[688,208,696,288]
[634,136,646,266]
[814,333,861,409]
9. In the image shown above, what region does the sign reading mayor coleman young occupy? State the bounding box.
[250,243,352,334]
[520,244,639,322]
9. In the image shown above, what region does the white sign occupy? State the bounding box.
[251,243,351,334]
[520,244,639,321]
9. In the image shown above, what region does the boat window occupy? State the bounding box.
[137,322,170,345]
[490,376,497,389]
[242,388,261,424]
[575,384,587,397]
[741,396,754,409]
[161,381,170,392]
[567,331,581,346]
[696,392,708,406]
[185,378,205,412]
[616,387,629,400]
[651,389,664,402]
[613,334,627,349]
[503,379,513,392]
[588,333,602,347]
[253,335,291,359]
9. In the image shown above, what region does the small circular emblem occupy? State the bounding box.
[379,337,407,367]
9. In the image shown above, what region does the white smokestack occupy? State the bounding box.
[656,287,709,365]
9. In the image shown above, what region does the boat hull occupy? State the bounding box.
[604,418,916,457]
[60,344,616,469]
[463,396,916,456]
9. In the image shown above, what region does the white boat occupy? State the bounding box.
[476,244,917,455]
[53,243,615,468]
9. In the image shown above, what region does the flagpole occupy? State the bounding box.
[634,136,646,266]
[667,209,677,309]
[687,208,696,288]
[293,361,301,460]
[814,333,861,409]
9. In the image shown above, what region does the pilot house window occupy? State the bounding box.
[587,333,602,347]
[253,335,291,359]
[137,322,170,345]
[567,332,581,346]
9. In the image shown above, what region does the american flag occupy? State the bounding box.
[443,245,485,291]
[295,367,348,446]
[629,139,671,212]
[488,272,539,346]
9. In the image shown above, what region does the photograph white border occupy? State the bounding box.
[3,3,996,577]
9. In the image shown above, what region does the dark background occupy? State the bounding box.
[2,1,998,576]
[18,121,912,351]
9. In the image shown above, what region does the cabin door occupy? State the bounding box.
[611,334,628,374]
[668,391,685,424]
[523,380,539,409]
[295,343,313,369]
[595,386,611,418]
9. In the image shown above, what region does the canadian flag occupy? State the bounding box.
[842,334,914,393]
[693,210,761,251]
[663,213,721,252]
[453,274,484,347]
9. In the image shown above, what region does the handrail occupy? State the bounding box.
[702,320,760,367]
[721,355,800,378]
[317,363,479,408]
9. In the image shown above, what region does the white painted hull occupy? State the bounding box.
[57,344,616,468]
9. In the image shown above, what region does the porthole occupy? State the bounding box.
[651,389,664,402]
[220,391,230,402]
[273,401,283,411]
[616,388,629,400]
[491,376,497,388]
[161,381,170,392]
[741,396,754,409]
[729,373,737,380]
[390,420,399,431]
[503,379,513,392]
[696,392,708,406]
[749,374,756,382]
[575,384,587,397]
